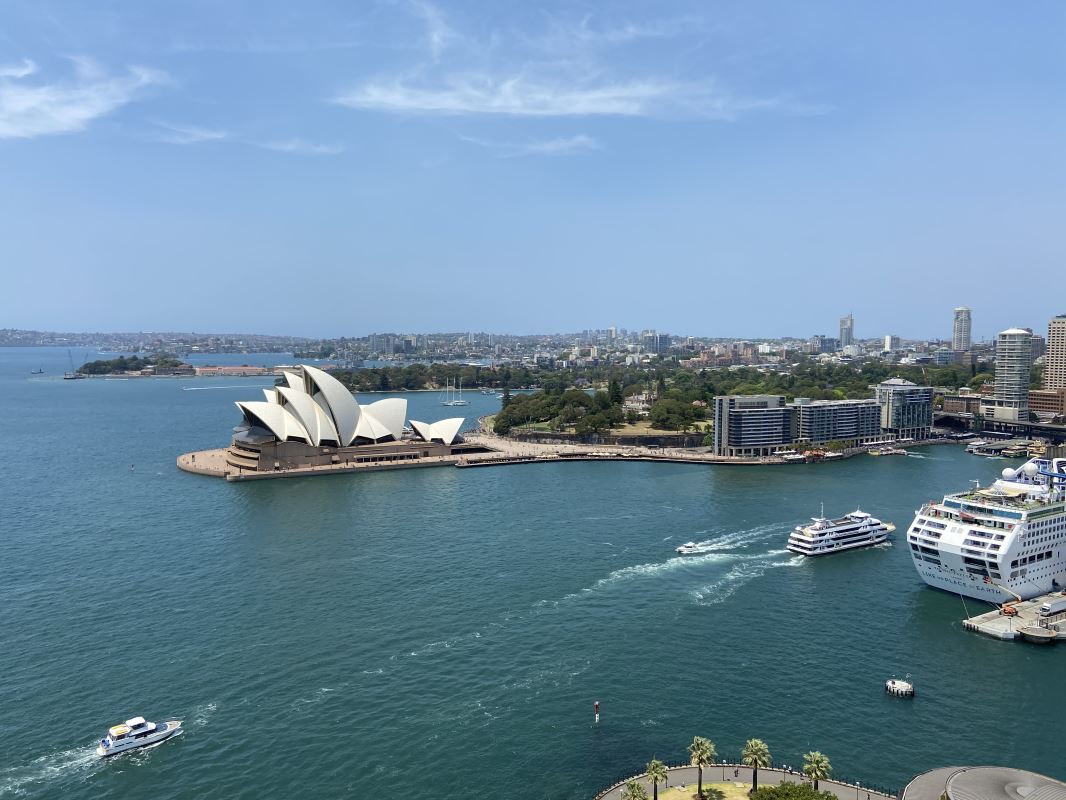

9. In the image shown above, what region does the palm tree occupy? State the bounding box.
[741,739,772,794]
[622,781,650,800]
[646,759,669,800]
[803,751,832,791]
[688,736,718,798]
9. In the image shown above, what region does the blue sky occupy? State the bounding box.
[1,1,1063,340]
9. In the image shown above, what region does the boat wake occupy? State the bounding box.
[690,554,804,606]
[192,702,217,728]
[564,542,793,601]
[0,744,100,797]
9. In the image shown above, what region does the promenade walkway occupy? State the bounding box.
[594,764,897,800]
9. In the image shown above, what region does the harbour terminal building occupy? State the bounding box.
[712,379,933,457]
[226,364,476,473]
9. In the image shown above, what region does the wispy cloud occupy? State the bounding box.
[155,121,228,145]
[534,13,710,50]
[0,58,37,79]
[409,0,459,60]
[154,122,342,156]
[253,138,344,156]
[333,5,784,121]
[336,73,767,119]
[0,57,164,139]
[460,133,600,158]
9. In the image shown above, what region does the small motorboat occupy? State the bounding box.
[676,542,710,555]
[97,716,183,757]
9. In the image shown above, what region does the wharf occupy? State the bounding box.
[962,591,1066,642]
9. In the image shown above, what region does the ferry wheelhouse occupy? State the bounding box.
[907,458,1066,602]
[787,509,895,556]
[97,716,182,757]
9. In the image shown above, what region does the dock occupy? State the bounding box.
[962,591,1066,642]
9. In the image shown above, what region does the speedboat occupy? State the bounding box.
[676,542,709,555]
[97,716,182,757]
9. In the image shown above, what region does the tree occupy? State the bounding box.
[609,376,624,405]
[742,739,772,794]
[802,752,831,791]
[501,386,512,408]
[646,759,669,800]
[622,781,650,800]
[688,736,717,798]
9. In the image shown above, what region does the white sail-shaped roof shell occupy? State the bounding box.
[363,399,406,441]
[236,401,311,443]
[410,418,464,445]
[302,364,360,446]
[276,386,339,446]
[236,365,422,447]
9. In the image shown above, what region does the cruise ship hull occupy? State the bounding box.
[906,457,1066,603]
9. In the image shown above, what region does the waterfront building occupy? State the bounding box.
[942,394,983,416]
[981,328,1032,423]
[875,378,933,440]
[952,307,972,351]
[1029,389,1066,418]
[712,395,792,457]
[839,314,854,348]
[1046,314,1066,390]
[791,397,881,446]
[713,392,916,455]
[228,364,469,473]
[883,334,901,352]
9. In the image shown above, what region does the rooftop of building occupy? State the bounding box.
[903,767,1066,800]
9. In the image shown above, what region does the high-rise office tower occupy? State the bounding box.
[884,335,901,352]
[839,314,854,348]
[952,307,972,351]
[1046,314,1066,390]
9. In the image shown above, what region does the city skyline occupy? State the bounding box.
[2,1,1065,336]
[4,306,1063,345]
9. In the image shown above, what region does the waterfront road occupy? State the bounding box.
[594,764,896,800]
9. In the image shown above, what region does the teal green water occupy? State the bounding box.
[2,348,1063,799]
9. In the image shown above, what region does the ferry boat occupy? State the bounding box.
[907,457,1066,602]
[786,508,895,556]
[96,716,182,757]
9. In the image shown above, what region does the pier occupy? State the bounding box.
[962,591,1066,642]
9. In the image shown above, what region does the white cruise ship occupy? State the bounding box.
[787,509,895,556]
[908,457,1066,602]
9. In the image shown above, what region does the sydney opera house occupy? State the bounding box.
[224,364,474,473]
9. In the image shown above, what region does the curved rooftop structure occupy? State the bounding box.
[236,365,410,446]
[904,767,1066,800]
[409,418,465,445]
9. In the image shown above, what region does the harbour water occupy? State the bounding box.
[2,347,1063,799]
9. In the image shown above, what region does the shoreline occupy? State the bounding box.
[176,435,964,481]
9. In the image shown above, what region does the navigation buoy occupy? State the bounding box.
[594,701,600,724]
